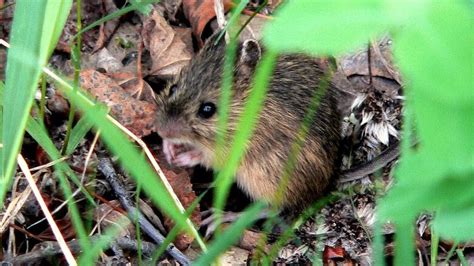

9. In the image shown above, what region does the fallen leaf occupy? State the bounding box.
[339,37,401,84]
[142,10,193,79]
[239,229,269,252]
[323,245,346,261]
[79,69,157,137]
[94,200,135,238]
[93,0,121,52]
[156,0,183,22]
[153,149,201,250]
[182,0,233,45]
[36,216,77,241]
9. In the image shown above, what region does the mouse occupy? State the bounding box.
[154,33,396,210]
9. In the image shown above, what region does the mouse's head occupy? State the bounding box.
[155,34,262,161]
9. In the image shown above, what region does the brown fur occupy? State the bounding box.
[155,35,341,210]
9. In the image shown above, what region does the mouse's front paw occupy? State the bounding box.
[162,140,202,167]
[172,149,202,167]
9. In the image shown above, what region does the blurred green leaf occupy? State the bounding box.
[264,0,403,54]
[433,205,474,242]
[379,171,474,222]
[380,1,474,221]
[263,0,473,264]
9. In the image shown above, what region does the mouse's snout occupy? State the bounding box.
[156,119,190,139]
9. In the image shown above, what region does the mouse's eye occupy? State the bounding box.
[198,102,216,119]
[168,84,177,96]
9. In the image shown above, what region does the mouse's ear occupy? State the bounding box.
[238,39,261,68]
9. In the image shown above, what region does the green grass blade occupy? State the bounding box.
[65,116,94,155]
[1,0,72,203]
[0,81,3,140]
[394,220,415,266]
[214,51,277,213]
[216,0,249,41]
[26,117,92,250]
[42,1,73,59]
[79,217,129,264]
[2,0,46,200]
[73,0,157,40]
[25,117,95,203]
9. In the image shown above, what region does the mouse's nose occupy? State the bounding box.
[156,120,187,139]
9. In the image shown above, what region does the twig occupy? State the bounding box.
[17,154,77,266]
[97,156,190,265]
[214,0,226,30]
[3,235,158,265]
[214,0,229,43]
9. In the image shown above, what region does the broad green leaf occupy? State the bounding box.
[391,2,473,180]
[380,1,474,223]
[263,0,404,55]
[433,205,474,242]
[379,170,474,222]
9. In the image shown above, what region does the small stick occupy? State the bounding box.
[17,154,77,266]
[4,235,158,265]
[214,0,229,43]
[97,156,190,265]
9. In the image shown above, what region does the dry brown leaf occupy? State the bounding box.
[153,149,201,251]
[239,229,269,252]
[339,38,401,83]
[182,0,233,46]
[94,200,134,238]
[93,0,121,52]
[0,186,32,233]
[79,69,157,137]
[156,0,183,22]
[323,245,355,266]
[142,10,193,79]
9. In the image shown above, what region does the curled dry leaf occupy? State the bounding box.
[339,38,401,86]
[94,200,135,238]
[323,245,355,266]
[239,229,269,252]
[142,10,193,79]
[156,0,183,22]
[182,0,233,46]
[79,69,157,137]
[93,0,121,52]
